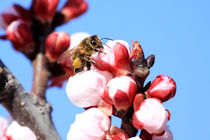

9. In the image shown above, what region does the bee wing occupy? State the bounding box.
[57,48,78,64]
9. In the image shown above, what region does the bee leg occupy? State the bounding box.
[83,56,100,69]
[90,60,97,64]
[74,66,84,73]
[74,68,81,73]
[83,56,97,64]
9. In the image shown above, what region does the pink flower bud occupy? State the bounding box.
[6,20,34,52]
[92,40,132,76]
[133,98,168,135]
[103,76,137,112]
[146,75,176,102]
[0,117,8,139]
[0,4,30,29]
[32,0,58,22]
[67,108,110,140]
[61,0,88,22]
[66,70,113,107]
[6,121,37,140]
[45,31,70,62]
[128,136,142,140]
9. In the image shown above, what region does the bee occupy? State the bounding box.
[57,35,105,73]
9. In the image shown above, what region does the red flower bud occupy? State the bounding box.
[146,75,176,102]
[0,4,30,29]
[45,32,70,62]
[6,20,34,53]
[32,0,59,22]
[92,40,132,76]
[109,125,129,140]
[103,76,137,112]
[133,93,145,112]
[61,0,88,22]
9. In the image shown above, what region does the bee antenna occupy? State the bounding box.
[102,42,111,49]
[100,37,113,41]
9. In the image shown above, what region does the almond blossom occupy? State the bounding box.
[66,69,113,107]
[0,116,37,140]
[128,136,142,140]
[0,116,8,140]
[65,36,176,139]
[132,98,168,135]
[67,108,110,140]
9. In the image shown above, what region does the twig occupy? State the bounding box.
[31,53,51,99]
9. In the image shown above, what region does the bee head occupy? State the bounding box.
[90,35,103,49]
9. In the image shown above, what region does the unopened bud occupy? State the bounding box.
[133,93,145,112]
[45,31,70,62]
[32,0,58,22]
[6,20,34,53]
[66,70,113,108]
[103,76,137,112]
[67,108,110,140]
[92,40,132,76]
[61,0,88,23]
[146,75,176,102]
[132,98,168,135]
[0,4,30,29]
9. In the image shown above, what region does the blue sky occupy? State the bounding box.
[0,0,210,139]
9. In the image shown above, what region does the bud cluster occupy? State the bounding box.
[0,0,88,87]
[0,1,177,139]
[66,34,176,139]
[0,116,37,140]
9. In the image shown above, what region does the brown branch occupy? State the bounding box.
[0,60,61,140]
[121,108,138,138]
[0,35,7,40]
[31,53,51,99]
[52,12,66,27]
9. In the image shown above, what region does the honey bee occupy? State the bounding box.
[57,35,105,73]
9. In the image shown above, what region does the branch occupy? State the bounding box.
[0,35,7,40]
[31,53,51,99]
[121,108,138,138]
[0,60,61,140]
